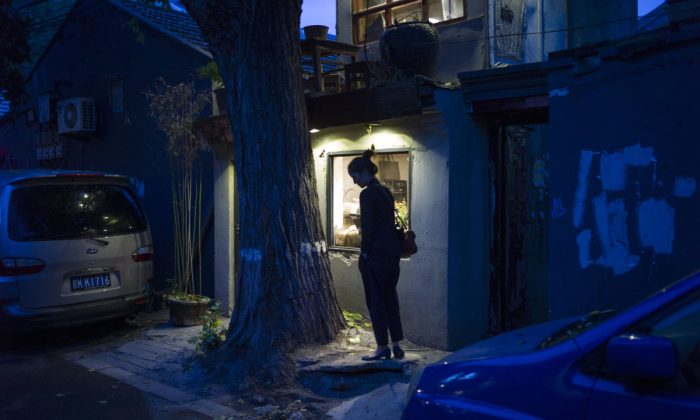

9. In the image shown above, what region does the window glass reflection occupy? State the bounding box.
[330,151,410,248]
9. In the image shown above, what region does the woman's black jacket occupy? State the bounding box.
[359,178,401,260]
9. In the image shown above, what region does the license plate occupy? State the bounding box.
[71,273,111,291]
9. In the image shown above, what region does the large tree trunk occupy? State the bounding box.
[181,1,345,384]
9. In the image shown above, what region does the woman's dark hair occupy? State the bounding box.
[347,147,378,175]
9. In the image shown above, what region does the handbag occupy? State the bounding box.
[394,210,418,258]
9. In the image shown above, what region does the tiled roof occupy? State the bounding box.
[15,0,79,77]
[2,0,208,118]
[14,0,208,82]
[111,0,209,54]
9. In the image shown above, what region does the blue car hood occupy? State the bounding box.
[442,316,579,363]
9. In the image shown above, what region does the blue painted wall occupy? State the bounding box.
[442,89,492,348]
[547,27,700,317]
[0,1,215,293]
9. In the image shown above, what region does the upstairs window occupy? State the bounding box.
[352,0,467,43]
[329,150,410,250]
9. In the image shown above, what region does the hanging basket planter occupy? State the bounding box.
[380,21,440,78]
[167,295,210,326]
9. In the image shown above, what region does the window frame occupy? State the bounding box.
[326,147,412,252]
[351,0,468,44]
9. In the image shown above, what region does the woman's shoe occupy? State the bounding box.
[361,348,391,361]
[392,345,405,359]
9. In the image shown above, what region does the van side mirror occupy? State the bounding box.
[607,334,678,380]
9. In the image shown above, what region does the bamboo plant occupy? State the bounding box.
[146,78,210,302]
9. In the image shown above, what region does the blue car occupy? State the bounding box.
[403,272,700,419]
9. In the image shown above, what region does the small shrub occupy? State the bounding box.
[189,301,227,354]
[343,310,372,330]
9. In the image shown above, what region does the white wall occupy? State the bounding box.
[311,111,452,349]
[489,0,568,65]
[543,0,567,56]
[213,150,235,314]
[336,0,353,44]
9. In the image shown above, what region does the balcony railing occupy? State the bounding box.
[300,37,360,94]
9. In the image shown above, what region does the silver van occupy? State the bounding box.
[0,170,153,330]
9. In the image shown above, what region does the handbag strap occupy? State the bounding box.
[377,183,408,230]
[395,209,408,230]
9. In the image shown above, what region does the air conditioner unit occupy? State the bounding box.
[57,97,96,135]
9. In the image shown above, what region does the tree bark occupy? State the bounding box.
[181,0,345,384]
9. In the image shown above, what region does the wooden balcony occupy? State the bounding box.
[192,39,430,139]
[306,79,427,130]
[300,38,360,94]
[300,35,431,129]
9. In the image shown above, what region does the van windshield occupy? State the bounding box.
[8,183,147,241]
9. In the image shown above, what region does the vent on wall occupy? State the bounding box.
[57,97,96,135]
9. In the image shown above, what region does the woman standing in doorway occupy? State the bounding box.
[348,148,405,360]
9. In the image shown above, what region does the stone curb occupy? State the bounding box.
[300,353,420,374]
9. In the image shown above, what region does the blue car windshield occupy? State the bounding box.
[537,310,618,349]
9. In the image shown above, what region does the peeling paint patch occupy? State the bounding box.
[570,144,681,276]
[551,198,567,219]
[302,242,327,255]
[301,241,328,254]
[241,248,262,261]
[600,152,626,191]
[673,177,696,198]
[623,144,655,167]
[576,229,592,269]
[573,151,593,229]
[638,199,675,254]
[312,241,328,253]
[593,196,639,275]
[549,87,570,97]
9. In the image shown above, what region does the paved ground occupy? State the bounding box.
[61,308,449,419]
[64,310,239,418]
[0,352,209,420]
[327,383,410,419]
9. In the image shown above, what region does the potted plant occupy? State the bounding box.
[303,25,329,39]
[146,78,211,326]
